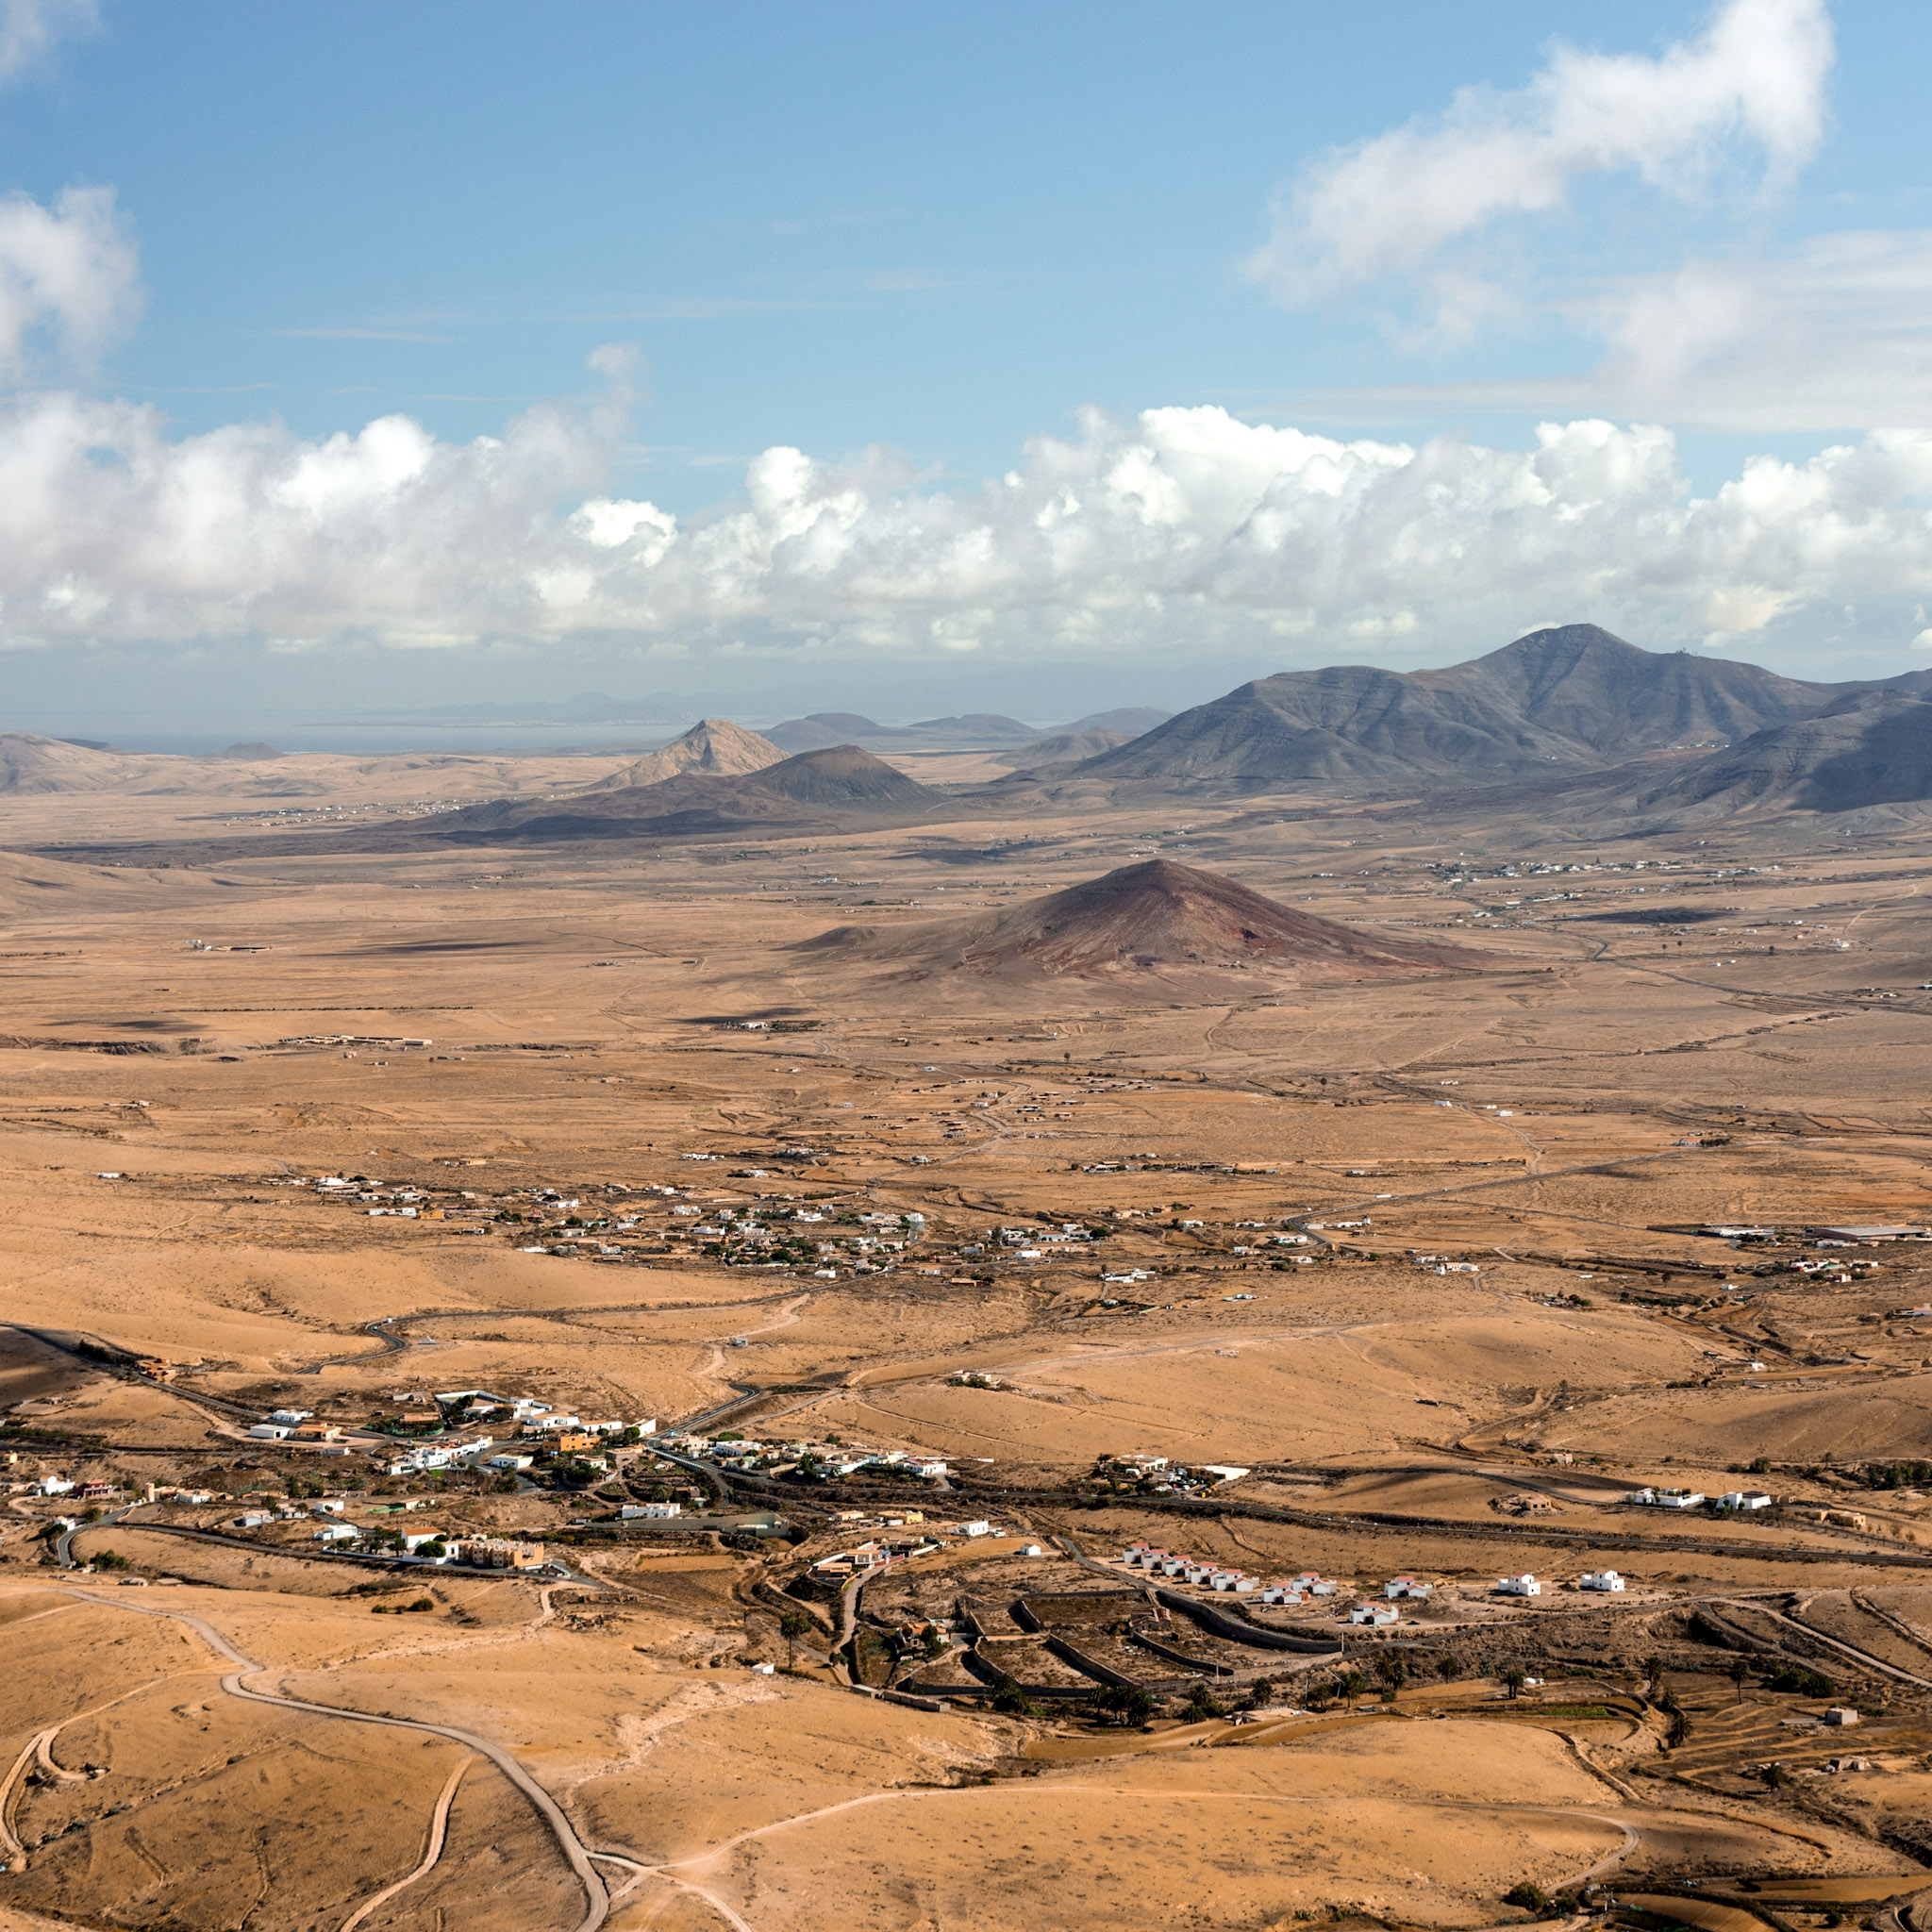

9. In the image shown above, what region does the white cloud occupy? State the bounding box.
[0,0,94,84]
[1248,0,1834,308]
[5,391,1932,658]
[0,186,140,378]
[1274,227,1932,432]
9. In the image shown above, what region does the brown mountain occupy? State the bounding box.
[793,858,1473,988]
[1077,625,1923,791]
[432,744,944,843]
[585,718,784,789]
[993,728,1130,770]
[1629,689,1932,818]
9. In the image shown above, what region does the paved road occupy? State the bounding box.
[60,1589,617,1932]
[55,1505,135,1570]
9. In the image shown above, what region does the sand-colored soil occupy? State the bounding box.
[5,769,1932,1927]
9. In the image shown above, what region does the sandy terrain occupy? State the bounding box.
[4,764,1932,1927]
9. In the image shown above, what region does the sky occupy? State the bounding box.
[4,0,1932,741]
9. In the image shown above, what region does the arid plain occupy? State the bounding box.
[5,684,1932,1932]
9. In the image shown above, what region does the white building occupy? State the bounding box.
[1580,1570,1625,1592]
[622,1501,681,1519]
[314,1523,359,1543]
[1718,1491,1772,1511]
[249,1423,293,1441]
[1350,1604,1399,1626]
[1384,1575,1432,1600]
[1496,1574,1541,1596]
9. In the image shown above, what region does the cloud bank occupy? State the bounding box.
[4,382,1932,658]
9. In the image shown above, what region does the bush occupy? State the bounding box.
[1504,1882,1547,1911]
[991,1674,1043,1718]
[1185,1685,1225,1721]
[1761,1661,1835,1698]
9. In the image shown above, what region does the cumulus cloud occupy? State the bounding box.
[4,390,1932,658]
[1248,0,1833,309]
[0,185,140,378]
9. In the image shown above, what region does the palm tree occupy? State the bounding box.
[1729,1657,1750,1705]
[779,1611,811,1669]
[1503,1667,1528,1701]
[1340,1668,1366,1710]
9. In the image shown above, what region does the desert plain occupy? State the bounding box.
[5,644,1932,1932]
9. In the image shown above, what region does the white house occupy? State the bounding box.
[314,1523,359,1543]
[1580,1570,1625,1592]
[621,1502,681,1520]
[399,1529,447,1554]
[1350,1604,1399,1626]
[487,1453,534,1472]
[33,1476,75,1496]
[249,1423,293,1441]
[957,1520,991,1538]
[1496,1574,1541,1596]
[1384,1575,1432,1600]
[1719,1491,1772,1511]
[1259,1586,1304,1606]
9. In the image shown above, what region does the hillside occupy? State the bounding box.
[585,718,784,789]
[994,728,1130,769]
[1633,690,1932,817]
[1077,625,1917,791]
[0,733,145,793]
[794,858,1472,988]
[432,744,946,843]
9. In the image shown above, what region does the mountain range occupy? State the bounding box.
[1075,625,1932,800]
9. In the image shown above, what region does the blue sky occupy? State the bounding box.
[4,0,1932,739]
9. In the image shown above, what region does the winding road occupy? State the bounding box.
[52,1589,619,1932]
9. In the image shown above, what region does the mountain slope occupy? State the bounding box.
[1077,625,1913,791]
[431,744,944,843]
[795,858,1471,985]
[586,718,784,790]
[1633,691,1932,815]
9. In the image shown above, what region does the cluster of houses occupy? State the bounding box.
[1118,1543,1344,1602]
[811,1518,1035,1574]
[294,1499,547,1571]
[243,1389,657,1479]
[1095,1455,1249,1495]
[665,1433,949,1482]
[1118,1547,1633,1607]
[1624,1487,1772,1512]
